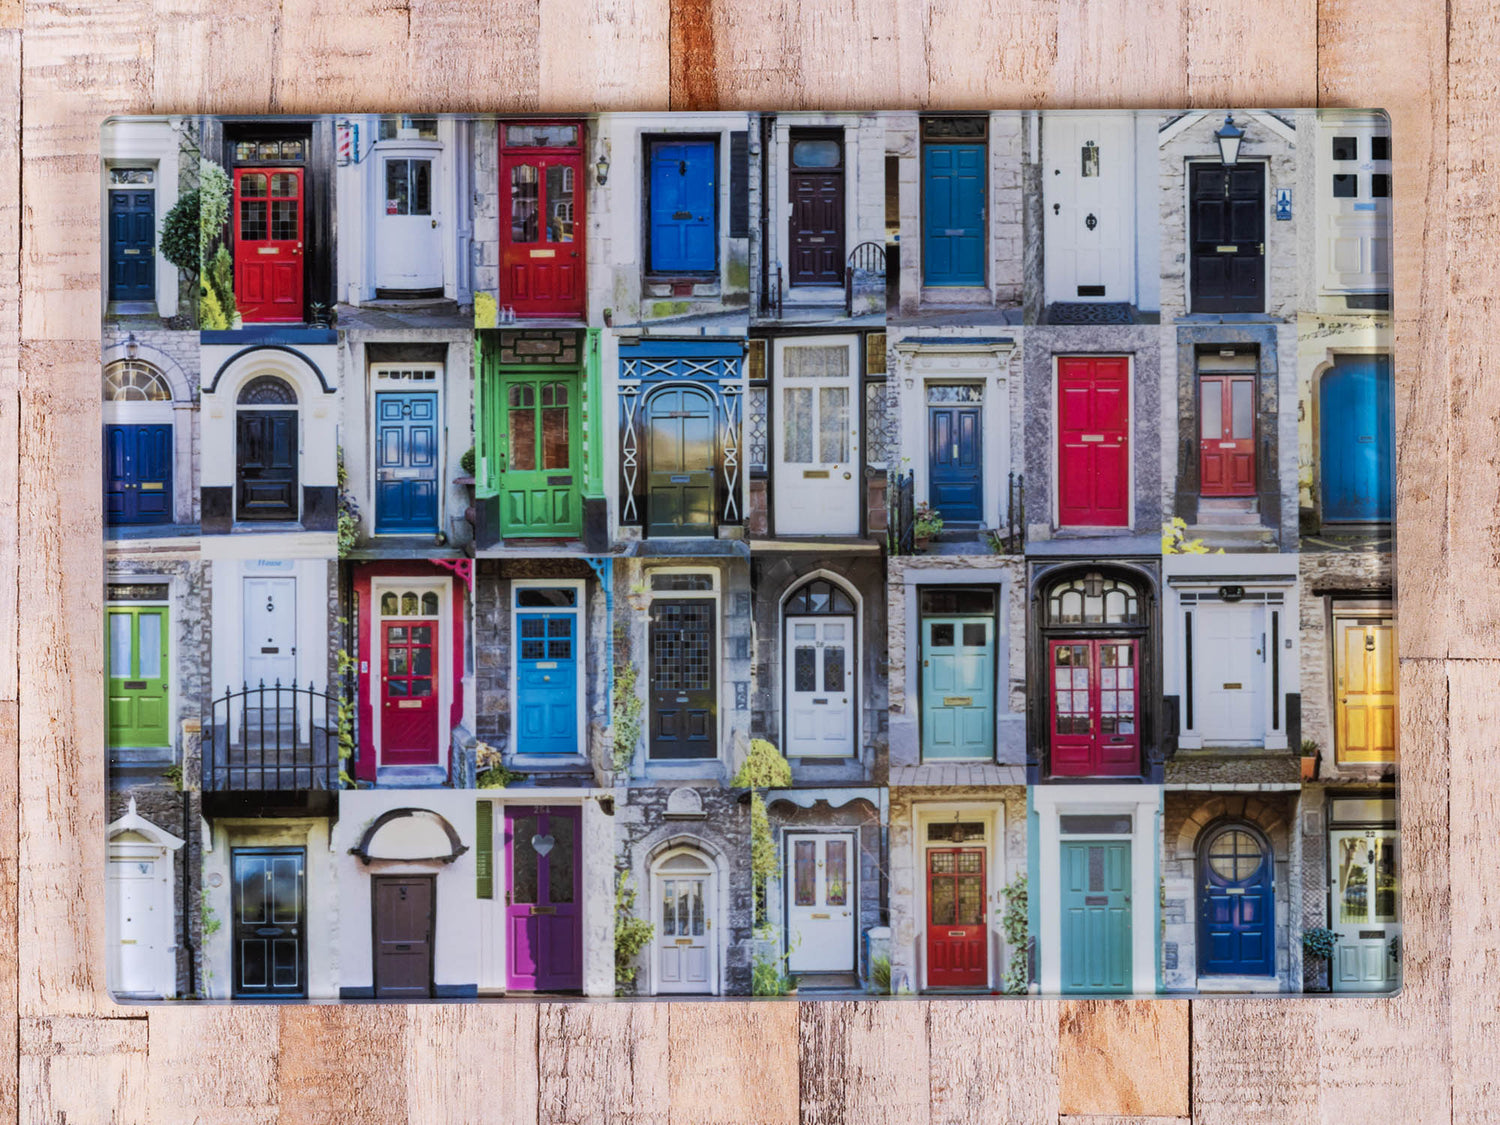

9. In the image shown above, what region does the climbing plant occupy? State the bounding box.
[731,739,793,927]
[198,160,237,328]
[610,624,642,773]
[335,631,356,788]
[336,448,361,557]
[614,871,655,994]
[1000,872,1030,994]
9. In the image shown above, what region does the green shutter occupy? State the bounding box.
[475,800,494,899]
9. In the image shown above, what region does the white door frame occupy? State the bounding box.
[371,576,454,770]
[106,799,184,998]
[771,334,861,536]
[508,578,587,761]
[649,844,722,996]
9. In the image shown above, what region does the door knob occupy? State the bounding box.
[431,219,438,228]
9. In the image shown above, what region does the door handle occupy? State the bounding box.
[431,219,438,228]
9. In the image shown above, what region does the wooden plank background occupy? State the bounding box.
[0,0,1477,1119]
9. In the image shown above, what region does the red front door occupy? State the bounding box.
[1199,374,1256,496]
[1049,638,1140,777]
[500,135,585,318]
[1057,356,1130,527]
[925,847,987,988]
[381,619,439,765]
[233,167,304,323]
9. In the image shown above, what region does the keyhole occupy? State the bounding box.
[1053,202,1060,214]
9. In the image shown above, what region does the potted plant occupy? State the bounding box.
[1301,925,1337,992]
[912,504,943,551]
[1300,738,1320,781]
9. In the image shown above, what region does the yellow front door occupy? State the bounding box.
[1335,614,1396,763]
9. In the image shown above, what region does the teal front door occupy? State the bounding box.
[495,371,582,538]
[920,614,995,760]
[1061,840,1132,994]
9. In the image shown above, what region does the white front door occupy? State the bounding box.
[375,149,444,292]
[786,832,857,973]
[1329,829,1400,992]
[1319,122,1391,294]
[655,858,715,994]
[108,856,166,995]
[1194,602,1266,744]
[784,616,855,757]
[1042,115,1135,304]
[243,577,297,687]
[773,337,860,536]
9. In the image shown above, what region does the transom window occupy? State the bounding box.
[234,138,306,162]
[651,572,714,593]
[103,360,171,402]
[504,124,580,149]
[1047,571,1142,625]
[927,383,983,404]
[379,589,440,617]
[109,167,154,186]
[791,138,841,169]
[926,820,986,844]
[785,578,854,615]
[237,375,297,405]
[377,116,438,141]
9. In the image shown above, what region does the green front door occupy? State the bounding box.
[495,370,582,538]
[1061,839,1131,994]
[107,605,170,748]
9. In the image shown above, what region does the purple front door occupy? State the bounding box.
[504,806,583,992]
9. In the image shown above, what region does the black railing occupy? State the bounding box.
[888,469,915,555]
[845,241,886,318]
[204,679,342,792]
[1003,470,1027,552]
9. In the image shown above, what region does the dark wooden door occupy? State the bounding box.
[1199,375,1257,497]
[108,187,155,301]
[236,411,299,521]
[645,386,716,537]
[925,847,987,988]
[789,134,845,285]
[1189,163,1265,313]
[649,599,717,759]
[231,848,306,998]
[1057,356,1130,527]
[372,875,435,998]
[104,423,172,525]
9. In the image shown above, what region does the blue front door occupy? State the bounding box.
[649,140,716,273]
[922,144,985,286]
[109,187,155,301]
[1320,356,1393,522]
[920,615,995,760]
[516,611,578,754]
[374,391,440,533]
[929,405,982,523]
[1061,840,1132,994]
[1197,825,1274,977]
[104,424,172,525]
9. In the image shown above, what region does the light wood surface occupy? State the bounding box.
[0,0,1473,1119]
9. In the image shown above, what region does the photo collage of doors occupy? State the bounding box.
[102,109,1396,1002]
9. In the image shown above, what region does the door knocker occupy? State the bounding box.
[1085,212,1098,231]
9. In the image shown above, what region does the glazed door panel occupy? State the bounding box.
[104,423,172,525]
[515,611,578,755]
[231,849,306,998]
[1189,163,1265,313]
[1061,840,1132,994]
[375,154,443,292]
[649,140,717,273]
[380,619,440,765]
[1198,375,1257,497]
[372,876,435,999]
[786,834,857,973]
[374,391,440,533]
[236,411,299,521]
[922,143,986,286]
[500,150,585,317]
[1335,616,1397,763]
[788,136,845,285]
[106,606,170,748]
[773,341,858,536]
[925,847,987,988]
[504,807,583,992]
[496,372,581,538]
[656,872,713,993]
[1330,829,1400,992]
[1320,357,1393,522]
[1049,639,1140,777]
[645,386,716,538]
[108,188,155,301]
[243,577,296,688]
[784,617,855,758]
[1057,356,1130,527]
[1198,828,1275,977]
[920,616,995,761]
[649,600,717,759]
[233,167,304,323]
[1193,604,1265,743]
[928,405,982,523]
[1041,116,1134,302]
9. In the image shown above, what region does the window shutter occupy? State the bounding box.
[475,800,493,899]
[729,131,749,238]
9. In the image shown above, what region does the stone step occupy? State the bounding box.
[1188,527,1278,551]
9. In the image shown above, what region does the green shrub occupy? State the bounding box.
[1302,926,1338,960]
[614,872,655,994]
[159,188,200,276]
[868,954,892,995]
[1000,872,1030,994]
[460,447,476,476]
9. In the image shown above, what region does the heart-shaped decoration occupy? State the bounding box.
[531,833,555,858]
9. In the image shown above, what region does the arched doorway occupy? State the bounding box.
[644,384,716,537]
[782,576,857,758]
[1319,356,1393,523]
[651,845,718,995]
[235,375,299,521]
[1196,822,1275,978]
[104,359,174,525]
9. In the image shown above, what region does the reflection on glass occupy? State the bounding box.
[784,388,813,463]
[794,841,816,906]
[137,613,162,676]
[511,164,539,242]
[819,386,849,461]
[547,816,575,903]
[1231,380,1253,438]
[546,164,574,242]
[511,816,538,904]
[826,841,848,905]
[109,614,132,676]
[1201,381,1222,439]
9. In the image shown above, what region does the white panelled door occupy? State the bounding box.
[1042,115,1136,304]
[243,577,297,687]
[1194,602,1265,744]
[785,832,857,973]
[773,337,860,536]
[784,616,855,757]
[655,852,716,994]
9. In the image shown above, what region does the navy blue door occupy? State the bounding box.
[649,141,716,273]
[108,189,155,301]
[374,391,440,533]
[515,612,578,754]
[1320,357,1393,522]
[1197,825,1274,977]
[922,144,986,286]
[104,424,172,525]
[928,405,982,523]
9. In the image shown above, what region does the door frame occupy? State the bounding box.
[508,578,587,762]
[1171,581,1290,752]
[916,585,999,763]
[498,118,588,317]
[646,567,722,762]
[371,576,454,769]
[105,166,157,303]
[778,571,861,761]
[648,842,722,996]
[925,389,985,526]
[781,829,860,974]
[1328,599,1397,764]
[782,126,850,289]
[1312,349,1394,527]
[1195,820,1276,979]
[770,333,861,537]
[369,138,446,296]
[1183,158,1268,315]
[369,363,444,537]
[106,803,184,998]
[370,873,436,999]
[1051,353,1135,531]
[912,802,1001,992]
[918,118,989,289]
[105,581,174,751]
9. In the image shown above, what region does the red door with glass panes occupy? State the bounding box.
[1049,638,1140,777]
[1057,356,1130,526]
[925,847,987,988]
[233,167,304,322]
[500,122,585,319]
[1199,374,1256,496]
[381,620,439,765]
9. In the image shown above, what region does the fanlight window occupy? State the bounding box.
[785,578,854,615]
[1047,571,1142,625]
[237,375,297,405]
[380,589,440,617]
[103,360,171,402]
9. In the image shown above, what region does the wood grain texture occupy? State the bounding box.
[538,1003,670,1125]
[928,1000,1061,1125]
[668,1004,799,1125]
[799,1002,931,1125]
[146,1007,281,1125]
[406,1005,541,1125]
[19,1016,148,1124]
[1058,1001,1190,1118]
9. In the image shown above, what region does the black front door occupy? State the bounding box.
[108,186,155,301]
[645,386,716,538]
[649,599,717,758]
[372,875,435,999]
[236,410,299,520]
[789,133,845,286]
[1189,163,1265,313]
[231,848,306,998]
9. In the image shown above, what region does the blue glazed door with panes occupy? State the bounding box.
[109,185,155,301]
[1061,839,1132,994]
[922,144,986,286]
[1320,356,1393,522]
[928,403,982,523]
[515,604,578,755]
[649,141,717,273]
[374,391,440,533]
[104,424,173,526]
[1197,825,1275,977]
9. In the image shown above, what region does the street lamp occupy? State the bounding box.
[1215,114,1246,167]
[596,153,610,185]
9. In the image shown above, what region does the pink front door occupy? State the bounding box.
[1057,356,1130,527]
[504,806,583,992]
[380,620,439,766]
[1049,638,1140,777]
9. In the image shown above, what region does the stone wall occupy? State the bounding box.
[472,120,500,316]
